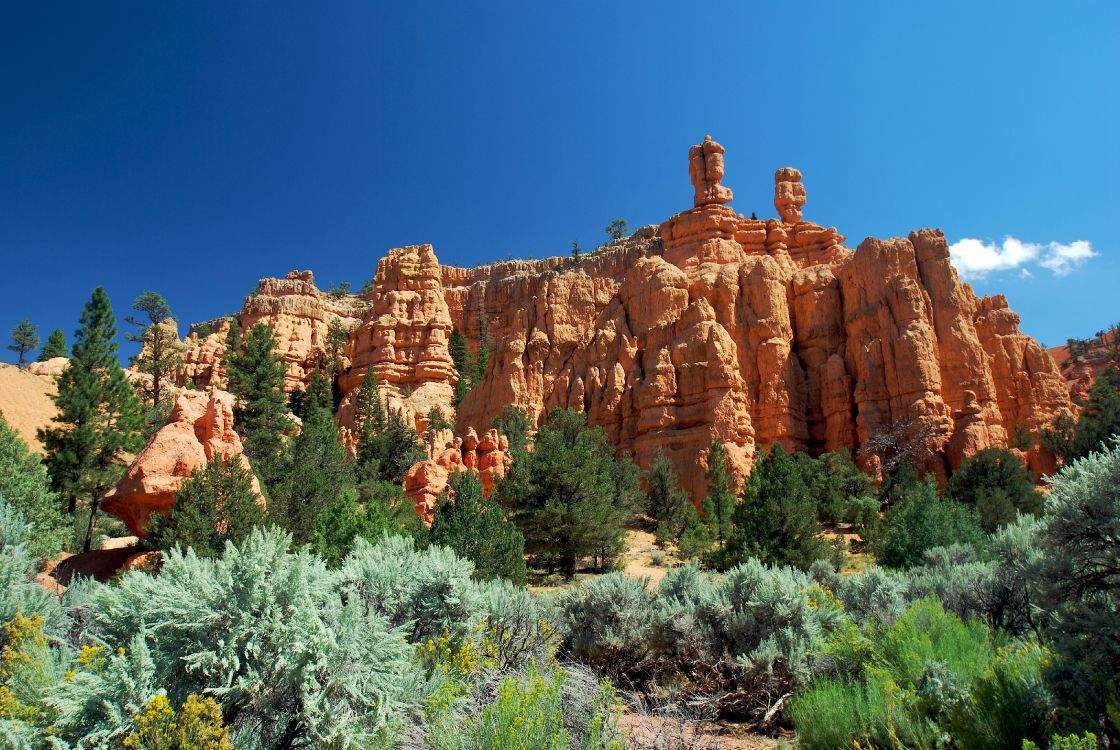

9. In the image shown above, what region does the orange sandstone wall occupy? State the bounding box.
[174,137,1071,503]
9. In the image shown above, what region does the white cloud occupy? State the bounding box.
[1038,240,1097,276]
[948,236,1096,280]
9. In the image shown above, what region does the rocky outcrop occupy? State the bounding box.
[402,426,512,523]
[450,137,1070,497]
[177,271,369,393]
[1048,329,1119,402]
[338,245,458,436]
[102,391,264,536]
[168,135,1071,506]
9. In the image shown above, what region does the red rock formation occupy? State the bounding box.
[102,391,264,536]
[451,136,1071,498]
[402,426,512,523]
[689,135,734,207]
[171,135,1071,506]
[338,245,459,436]
[1048,328,1119,402]
[177,271,368,393]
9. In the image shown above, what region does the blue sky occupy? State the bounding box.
[2,2,1117,364]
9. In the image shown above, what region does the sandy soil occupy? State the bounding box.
[0,363,57,453]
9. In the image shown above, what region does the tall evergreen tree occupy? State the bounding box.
[125,291,184,408]
[449,327,475,405]
[325,318,349,377]
[220,318,243,386]
[270,387,353,544]
[495,408,637,578]
[38,328,67,361]
[644,448,692,542]
[146,455,264,557]
[225,323,289,489]
[39,287,144,550]
[8,320,39,367]
[701,439,736,557]
[724,443,833,570]
[429,471,526,584]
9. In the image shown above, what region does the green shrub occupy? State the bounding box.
[0,415,70,561]
[1037,440,1120,738]
[948,641,1052,750]
[947,447,1044,532]
[337,534,479,644]
[555,573,659,685]
[89,528,419,748]
[872,477,984,568]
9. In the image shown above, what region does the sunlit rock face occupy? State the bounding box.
[175,136,1071,505]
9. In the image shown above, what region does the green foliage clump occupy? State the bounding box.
[337,534,478,644]
[492,406,532,454]
[40,287,145,551]
[946,447,1044,532]
[429,471,526,584]
[450,326,490,406]
[225,323,290,490]
[496,409,639,579]
[1041,367,1120,464]
[87,528,418,748]
[1037,440,1120,738]
[792,596,1052,749]
[724,443,834,570]
[0,415,69,561]
[38,327,67,361]
[871,476,984,568]
[146,455,264,558]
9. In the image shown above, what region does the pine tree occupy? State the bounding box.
[270,392,353,544]
[125,291,183,408]
[429,471,526,584]
[354,367,390,483]
[8,320,39,367]
[496,408,637,578]
[325,318,350,378]
[146,455,264,557]
[701,439,736,557]
[605,218,629,241]
[38,328,67,361]
[570,240,583,266]
[724,443,833,570]
[0,414,69,560]
[644,449,694,546]
[492,405,532,453]
[39,287,144,551]
[225,323,289,489]
[946,447,1044,532]
[449,326,475,405]
[220,318,243,387]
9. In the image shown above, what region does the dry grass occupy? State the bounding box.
[0,363,58,453]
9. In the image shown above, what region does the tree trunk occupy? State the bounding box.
[83,498,99,552]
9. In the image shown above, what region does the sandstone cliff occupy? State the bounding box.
[173,136,1071,503]
[102,391,264,536]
